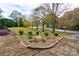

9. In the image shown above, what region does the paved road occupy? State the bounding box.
[55,29,79,35]
[33,27,79,34]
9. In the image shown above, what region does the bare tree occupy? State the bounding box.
[31,11,40,30]
[10,10,25,26]
[40,3,70,33]
[33,5,48,31]
[31,8,40,30]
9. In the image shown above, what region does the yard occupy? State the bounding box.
[8,27,70,48]
[0,30,79,55]
[0,28,79,56]
[9,27,69,37]
[0,2,79,56]
[0,27,79,56]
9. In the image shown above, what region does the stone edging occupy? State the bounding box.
[28,37,64,49]
[17,35,64,49]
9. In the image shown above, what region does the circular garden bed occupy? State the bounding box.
[18,35,63,49]
[17,29,65,49]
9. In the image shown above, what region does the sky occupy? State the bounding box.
[0,0,79,18]
[0,3,41,18]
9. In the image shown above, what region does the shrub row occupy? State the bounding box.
[19,31,59,37]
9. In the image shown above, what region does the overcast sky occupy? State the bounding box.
[0,0,79,18]
[0,3,41,18]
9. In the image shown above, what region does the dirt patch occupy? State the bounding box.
[0,34,79,56]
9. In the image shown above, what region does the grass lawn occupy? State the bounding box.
[9,27,69,39]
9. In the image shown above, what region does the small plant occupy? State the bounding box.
[44,32,49,36]
[28,31,32,35]
[19,30,23,35]
[36,31,39,35]
[54,33,59,37]
[28,31,32,39]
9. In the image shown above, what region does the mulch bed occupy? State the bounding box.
[18,36,63,49]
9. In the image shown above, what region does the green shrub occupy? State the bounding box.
[0,18,17,27]
[19,30,23,35]
[28,31,32,39]
[28,32,32,35]
[21,19,30,27]
[44,32,49,36]
[36,31,39,35]
[54,33,59,36]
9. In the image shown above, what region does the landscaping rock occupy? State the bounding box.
[35,35,42,42]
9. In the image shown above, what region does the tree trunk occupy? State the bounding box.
[53,20,55,33]
[42,19,45,31]
[32,25,33,29]
[36,25,38,30]
[52,15,56,33]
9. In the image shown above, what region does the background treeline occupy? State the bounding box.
[0,18,30,27]
[0,18,17,27]
[0,4,79,31]
[57,8,79,30]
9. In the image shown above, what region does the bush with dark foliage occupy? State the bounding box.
[44,32,49,36]
[54,33,59,36]
[0,18,17,27]
[28,31,32,39]
[36,31,39,35]
[28,32,32,35]
[19,30,23,35]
